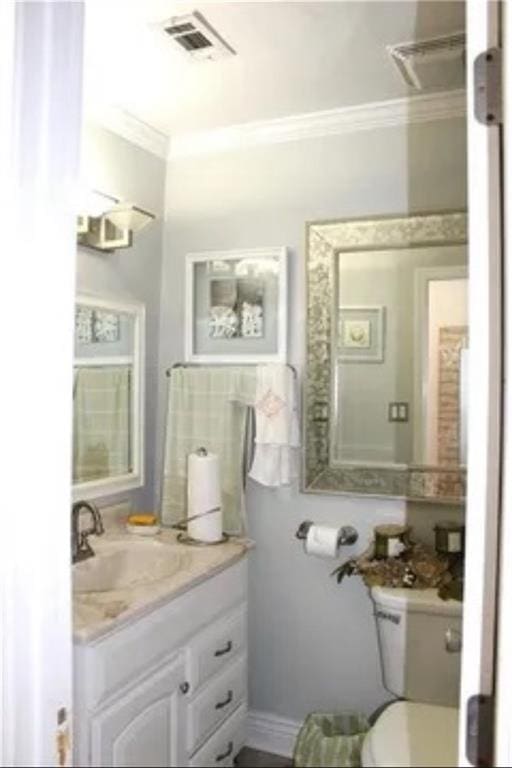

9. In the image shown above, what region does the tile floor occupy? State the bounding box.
[235,746,293,767]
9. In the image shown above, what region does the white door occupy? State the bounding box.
[0,3,84,767]
[459,1,503,766]
[90,655,188,768]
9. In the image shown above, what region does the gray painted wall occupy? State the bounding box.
[157,118,467,721]
[76,124,166,509]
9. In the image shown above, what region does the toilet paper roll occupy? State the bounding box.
[304,525,340,559]
[187,450,223,543]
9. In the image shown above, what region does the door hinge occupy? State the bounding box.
[474,47,502,125]
[466,694,494,767]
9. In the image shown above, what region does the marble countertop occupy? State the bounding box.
[73,527,251,644]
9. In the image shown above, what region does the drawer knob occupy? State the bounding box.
[216,740,234,762]
[214,641,233,658]
[179,682,190,695]
[215,690,233,710]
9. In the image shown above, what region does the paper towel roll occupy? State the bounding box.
[187,449,223,543]
[304,524,340,559]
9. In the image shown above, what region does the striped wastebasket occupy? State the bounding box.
[293,712,370,767]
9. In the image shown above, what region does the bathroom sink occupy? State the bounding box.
[73,539,191,593]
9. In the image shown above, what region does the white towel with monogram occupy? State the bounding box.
[249,364,300,487]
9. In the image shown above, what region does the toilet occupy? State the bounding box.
[362,586,463,767]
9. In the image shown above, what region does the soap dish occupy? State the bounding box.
[126,523,161,537]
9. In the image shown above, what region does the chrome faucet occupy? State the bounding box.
[72,500,104,564]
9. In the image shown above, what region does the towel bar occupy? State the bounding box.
[164,360,299,495]
[166,361,298,379]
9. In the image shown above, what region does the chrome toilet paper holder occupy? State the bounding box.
[295,520,358,546]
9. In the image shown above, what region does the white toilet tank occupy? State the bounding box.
[371,586,463,706]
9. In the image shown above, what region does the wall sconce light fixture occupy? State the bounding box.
[77,190,156,253]
[105,203,155,233]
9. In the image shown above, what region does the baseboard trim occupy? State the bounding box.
[246,709,302,758]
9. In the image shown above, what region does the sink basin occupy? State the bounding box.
[73,539,191,594]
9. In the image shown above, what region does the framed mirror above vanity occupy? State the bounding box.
[73,295,145,499]
[304,211,467,503]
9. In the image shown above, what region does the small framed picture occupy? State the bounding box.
[93,310,121,343]
[337,306,385,362]
[75,306,93,345]
[185,247,288,363]
[74,307,121,345]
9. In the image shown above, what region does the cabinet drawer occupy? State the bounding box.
[189,703,247,767]
[187,605,246,690]
[187,656,247,753]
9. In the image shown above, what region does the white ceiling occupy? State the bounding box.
[83,0,465,139]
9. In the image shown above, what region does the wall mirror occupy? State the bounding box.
[304,211,467,503]
[73,294,145,499]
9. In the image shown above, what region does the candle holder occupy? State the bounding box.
[374,524,411,559]
[434,522,465,556]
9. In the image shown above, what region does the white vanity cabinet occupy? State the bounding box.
[74,558,248,767]
[90,654,187,767]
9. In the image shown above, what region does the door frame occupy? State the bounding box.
[1,3,84,766]
[459,1,503,766]
[495,2,512,764]
[0,0,15,758]
[412,264,468,465]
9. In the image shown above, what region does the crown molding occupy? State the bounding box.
[87,89,466,161]
[169,88,466,159]
[88,107,169,160]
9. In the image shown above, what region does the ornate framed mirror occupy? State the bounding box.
[304,211,467,503]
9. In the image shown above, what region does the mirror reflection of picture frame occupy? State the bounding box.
[185,247,288,363]
[337,305,385,362]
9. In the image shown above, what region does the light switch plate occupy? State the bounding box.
[388,402,409,422]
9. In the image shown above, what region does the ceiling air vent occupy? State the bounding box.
[388,32,465,91]
[161,11,235,62]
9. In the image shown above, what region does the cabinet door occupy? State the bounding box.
[90,655,187,767]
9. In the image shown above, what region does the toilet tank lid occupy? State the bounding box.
[363,701,459,767]
[371,586,463,617]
